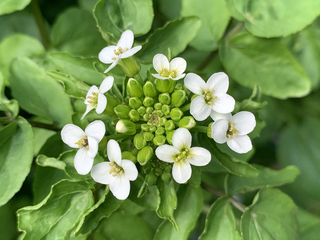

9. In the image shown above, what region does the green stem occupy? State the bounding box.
[191,126,207,134]
[31,0,51,49]
[0,117,60,131]
[134,73,144,85]
[180,103,190,112]
[225,22,244,41]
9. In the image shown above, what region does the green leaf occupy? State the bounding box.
[241,188,298,240]
[297,209,320,240]
[136,17,201,63]
[36,155,66,170]
[0,117,33,207]
[156,179,179,231]
[226,165,300,195]
[51,8,106,57]
[0,34,45,83]
[180,0,230,51]
[153,184,202,240]
[225,0,320,37]
[18,180,94,240]
[32,127,56,155]
[93,0,153,42]
[0,0,31,15]
[0,71,19,117]
[9,57,73,127]
[220,32,311,99]
[199,197,240,240]
[49,52,105,85]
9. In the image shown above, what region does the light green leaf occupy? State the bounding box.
[136,17,201,63]
[51,8,106,57]
[241,188,298,240]
[220,32,311,99]
[226,165,299,195]
[9,57,73,127]
[0,0,31,15]
[225,0,320,37]
[154,184,202,240]
[297,209,320,240]
[18,180,94,240]
[78,0,99,12]
[199,197,240,240]
[93,0,153,42]
[181,0,230,51]
[0,71,19,117]
[36,155,66,170]
[0,117,33,206]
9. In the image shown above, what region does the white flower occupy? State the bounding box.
[211,111,256,154]
[184,72,235,121]
[81,76,114,119]
[155,128,211,184]
[99,30,142,73]
[61,120,106,175]
[152,53,187,80]
[91,139,138,200]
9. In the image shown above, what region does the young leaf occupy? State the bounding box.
[0,0,31,16]
[199,197,240,240]
[0,117,33,207]
[241,188,298,240]
[154,184,202,240]
[0,71,19,117]
[18,180,94,240]
[136,17,201,63]
[220,32,311,99]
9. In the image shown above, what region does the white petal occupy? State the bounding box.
[151,74,169,80]
[61,124,85,148]
[155,145,179,163]
[84,86,99,104]
[190,96,212,121]
[232,111,256,135]
[96,94,107,114]
[107,139,122,165]
[172,128,192,150]
[104,56,120,73]
[171,73,186,81]
[169,57,186,77]
[109,175,130,200]
[87,136,98,158]
[74,148,94,175]
[85,120,106,142]
[91,162,113,184]
[207,72,229,93]
[81,105,95,120]
[211,119,228,144]
[227,135,252,154]
[188,147,211,166]
[98,46,118,64]
[211,93,235,114]
[184,73,206,95]
[153,54,170,73]
[172,161,192,184]
[121,160,138,181]
[117,30,134,50]
[121,45,142,58]
[209,111,232,122]
[99,76,114,93]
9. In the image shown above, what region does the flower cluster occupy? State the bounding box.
[60,29,256,200]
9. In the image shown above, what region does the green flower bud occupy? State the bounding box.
[207,122,213,138]
[145,171,157,186]
[178,116,196,129]
[175,83,183,90]
[149,125,157,132]
[143,113,150,121]
[165,165,172,172]
[141,123,149,132]
[129,97,142,109]
[155,79,176,93]
[154,167,163,176]
[146,107,153,114]
[143,132,154,141]
[137,106,146,115]
[116,119,136,135]
[159,117,167,126]
[143,97,155,107]
[137,146,154,165]
[122,151,137,163]
[127,78,143,98]
[161,104,170,115]
[129,109,140,122]
[170,108,183,121]
[142,162,152,174]
[156,127,165,135]
[165,120,175,131]
[166,130,174,144]
[134,133,147,150]
[154,103,162,110]
[117,56,141,77]
[161,172,171,182]
[156,109,164,117]
[143,81,157,97]
[171,90,187,107]
[159,93,171,105]
[114,105,131,119]
[153,135,166,146]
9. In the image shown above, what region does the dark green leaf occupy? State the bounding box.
[297,209,320,240]
[0,0,31,15]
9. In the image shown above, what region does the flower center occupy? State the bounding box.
[75,136,89,149]
[203,89,217,105]
[227,122,239,139]
[86,91,98,108]
[112,47,129,60]
[109,162,124,177]
[174,148,191,162]
[148,110,163,127]
[160,68,176,78]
